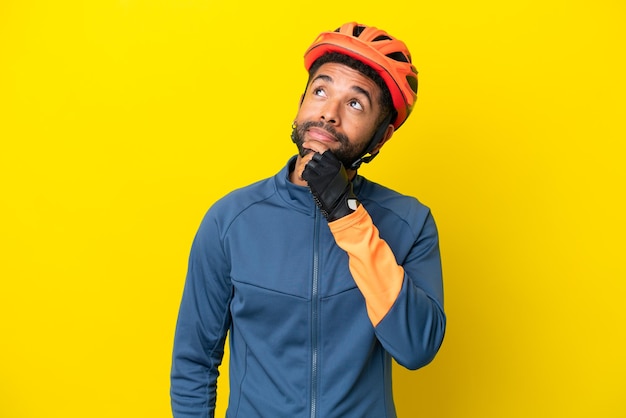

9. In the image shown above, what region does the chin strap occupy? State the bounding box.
[348,113,393,170]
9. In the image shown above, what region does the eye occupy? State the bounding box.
[313,87,326,97]
[349,99,363,111]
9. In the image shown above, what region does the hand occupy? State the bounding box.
[302,149,359,222]
[291,140,328,185]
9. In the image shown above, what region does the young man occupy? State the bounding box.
[171,22,446,418]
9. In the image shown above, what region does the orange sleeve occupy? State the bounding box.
[328,204,404,326]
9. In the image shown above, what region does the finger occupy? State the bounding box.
[294,153,315,181]
[311,152,324,162]
[301,152,316,166]
[302,140,330,155]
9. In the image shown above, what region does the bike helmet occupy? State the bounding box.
[304,22,418,130]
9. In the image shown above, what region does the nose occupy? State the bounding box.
[320,100,340,125]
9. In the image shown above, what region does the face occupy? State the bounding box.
[292,62,388,168]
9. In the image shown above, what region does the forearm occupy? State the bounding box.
[329,204,446,369]
[171,279,228,418]
[328,205,403,326]
[170,314,223,418]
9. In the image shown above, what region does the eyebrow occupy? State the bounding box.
[311,74,373,106]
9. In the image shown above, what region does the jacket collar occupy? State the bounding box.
[274,155,366,216]
[274,156,317,216]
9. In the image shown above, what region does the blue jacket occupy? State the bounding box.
[171,157,446,417]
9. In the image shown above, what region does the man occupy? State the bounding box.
[171,22,446,418]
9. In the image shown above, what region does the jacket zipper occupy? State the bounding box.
[310,211,320,418]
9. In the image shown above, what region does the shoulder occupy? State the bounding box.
[218,177,276,208]
[355,177,439,250]
[356,177,430,218]
[200,176,277,232]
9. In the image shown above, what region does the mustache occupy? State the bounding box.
[297,121,349,145]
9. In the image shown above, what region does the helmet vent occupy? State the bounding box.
[386,51,410,63]
[407,76,418,94]
[372,35,392,42]
[353,25,366,37]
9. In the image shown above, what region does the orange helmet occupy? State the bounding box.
[304,22,418,130]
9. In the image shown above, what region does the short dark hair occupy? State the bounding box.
[307,52,396,125]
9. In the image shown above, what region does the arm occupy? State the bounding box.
[302,149,445,369]
[329,205,445,370]
[171,211,232,418]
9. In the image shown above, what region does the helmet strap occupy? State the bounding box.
[348,113,393,170]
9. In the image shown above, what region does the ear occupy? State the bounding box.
[371,124,395,154]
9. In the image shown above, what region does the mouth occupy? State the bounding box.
[306,126,338,143]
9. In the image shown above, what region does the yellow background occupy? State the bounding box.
[1,0,625,417]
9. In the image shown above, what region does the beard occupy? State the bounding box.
[291,120,367,169]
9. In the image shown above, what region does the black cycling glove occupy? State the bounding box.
[302,151,360,222]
